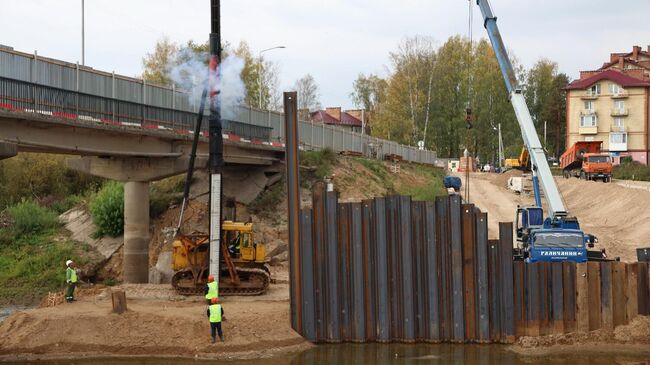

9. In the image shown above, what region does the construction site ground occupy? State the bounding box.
[458,171,650,262]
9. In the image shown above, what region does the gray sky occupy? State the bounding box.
[1,1,648,109]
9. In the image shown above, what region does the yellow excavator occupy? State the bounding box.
[171,221,271,296]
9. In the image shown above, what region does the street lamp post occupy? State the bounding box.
[258,46,286,109]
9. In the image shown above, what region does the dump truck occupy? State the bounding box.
[560,141,612,182]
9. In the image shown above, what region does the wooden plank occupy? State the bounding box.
[587,262,602,331]
[600,263,614,331]
[612,262,627,327]
[562,262,577,333]
[111,290,127,314]
[575,263,589,332]
[461,204,477,341]
[626,263,639,323]
[551,263,565,334]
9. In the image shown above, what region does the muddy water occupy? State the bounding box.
[4,344,650,365]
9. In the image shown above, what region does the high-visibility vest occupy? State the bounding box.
[205,281,218,300]
[209,304,222,323]
[67,267,77,283]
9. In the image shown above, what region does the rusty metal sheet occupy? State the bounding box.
[411,201,425,340]
[449,195,465,342]
[600,262,614,331]
[562,262,577,333]
[311,183,326,340]
[325,190,340,342]
[612,262,627,327]
[399,196,415,341]
[539,263,551,336]
[475,212,490,342]
[425,201,440,342]
[498,222,515,342]
[637,263,649,316]
[575,263,589,332]
[361,200,376,341]
[550,263,564,334]
[299,208,316,342]
[488,239,501,342]
[350,203,365,341]
[461,204,477,341]
[373,197,390,342]
[338,203,351,340]
[626,263,639,322]
[436,197,452,341]
[513,260,526,338]
[526,263,541,337]
[385,196,401,339]
[587,262,602,331]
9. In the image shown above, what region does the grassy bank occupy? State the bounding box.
[613,158,650,181]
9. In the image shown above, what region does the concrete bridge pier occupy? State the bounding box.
[123,181,150,283]
[68,155,208,283]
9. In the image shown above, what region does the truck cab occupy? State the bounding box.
[515,207,589,263]
[581,153,612,182]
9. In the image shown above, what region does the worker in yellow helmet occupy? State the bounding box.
[207,297,224,343]
[65,260,78,303]
[204,275,218,305]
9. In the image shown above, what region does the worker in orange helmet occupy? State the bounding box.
[204,275,218,305]
[207,297,224,343]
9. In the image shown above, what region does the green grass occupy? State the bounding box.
[355,158,389,181]
[613,159,650,181]
[396,165,447,201]
[249,178,285,217]
[299,148,337,186]
[149,175,186,218]
[0,230,91,304]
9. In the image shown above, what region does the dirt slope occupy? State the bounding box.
[463,171,648,262]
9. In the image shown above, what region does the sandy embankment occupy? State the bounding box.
[0,283,310,361]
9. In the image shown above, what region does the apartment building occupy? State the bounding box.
[565,46,650,164]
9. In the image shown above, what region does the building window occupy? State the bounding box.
[610,133,627,144]
[609,83,621,95]
[580,114,597,127]
[584,100,593,111]
[613,117,624,129]
[588,84,601,96]
[614,100,625,110]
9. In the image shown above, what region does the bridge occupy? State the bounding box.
[0,45,440,283]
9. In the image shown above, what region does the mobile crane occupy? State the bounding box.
[475,0,607,262]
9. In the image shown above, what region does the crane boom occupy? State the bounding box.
[476,0,567,219]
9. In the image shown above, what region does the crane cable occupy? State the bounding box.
[464,0,474,202]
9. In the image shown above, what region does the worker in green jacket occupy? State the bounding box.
[207,297,224,343]
[204,275,218,305]
[65,260,78,303]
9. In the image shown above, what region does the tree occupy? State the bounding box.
[294,74,322,112]
[525,59,569,157]
[350,73,388,132]
[142,37,178,86]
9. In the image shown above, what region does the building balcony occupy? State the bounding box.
[579,126,598,135]
[611,108,629,117]
[610,125,627,132]
[609,132,628,152]
[580,92,599,100]
[611,91,629,99]
[580,110,597,116]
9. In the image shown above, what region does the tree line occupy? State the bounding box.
[350,35,569,161]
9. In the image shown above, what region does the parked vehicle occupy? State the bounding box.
[560,141,612,182]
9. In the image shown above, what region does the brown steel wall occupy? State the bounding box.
[291,190,650,343]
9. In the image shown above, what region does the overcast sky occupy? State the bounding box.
[1,1,648,109]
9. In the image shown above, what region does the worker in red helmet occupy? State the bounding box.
[204,275,218,305]
[207,297,224,343]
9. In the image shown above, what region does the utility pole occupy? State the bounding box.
[208,0,223,279]
[81,0,85,65]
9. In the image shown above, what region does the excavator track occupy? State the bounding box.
[171,265,271,296]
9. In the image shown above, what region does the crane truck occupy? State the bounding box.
[475,0,609,262]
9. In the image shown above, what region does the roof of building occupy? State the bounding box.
[565,69,650,90]
[599,57,650,71]
[310,110,363,127]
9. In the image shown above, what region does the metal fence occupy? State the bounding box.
[289,185,650,343]
[0,46,439,165]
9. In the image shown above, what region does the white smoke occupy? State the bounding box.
[169,48,246,120]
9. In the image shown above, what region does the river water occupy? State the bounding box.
[3,344,650,365]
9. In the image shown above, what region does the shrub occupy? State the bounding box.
[249,179,285,216]
[149,175,185,218]
[613,160,650,181]
[299,148,337,184]
[89,181,124,237]
[6,200,59,236]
